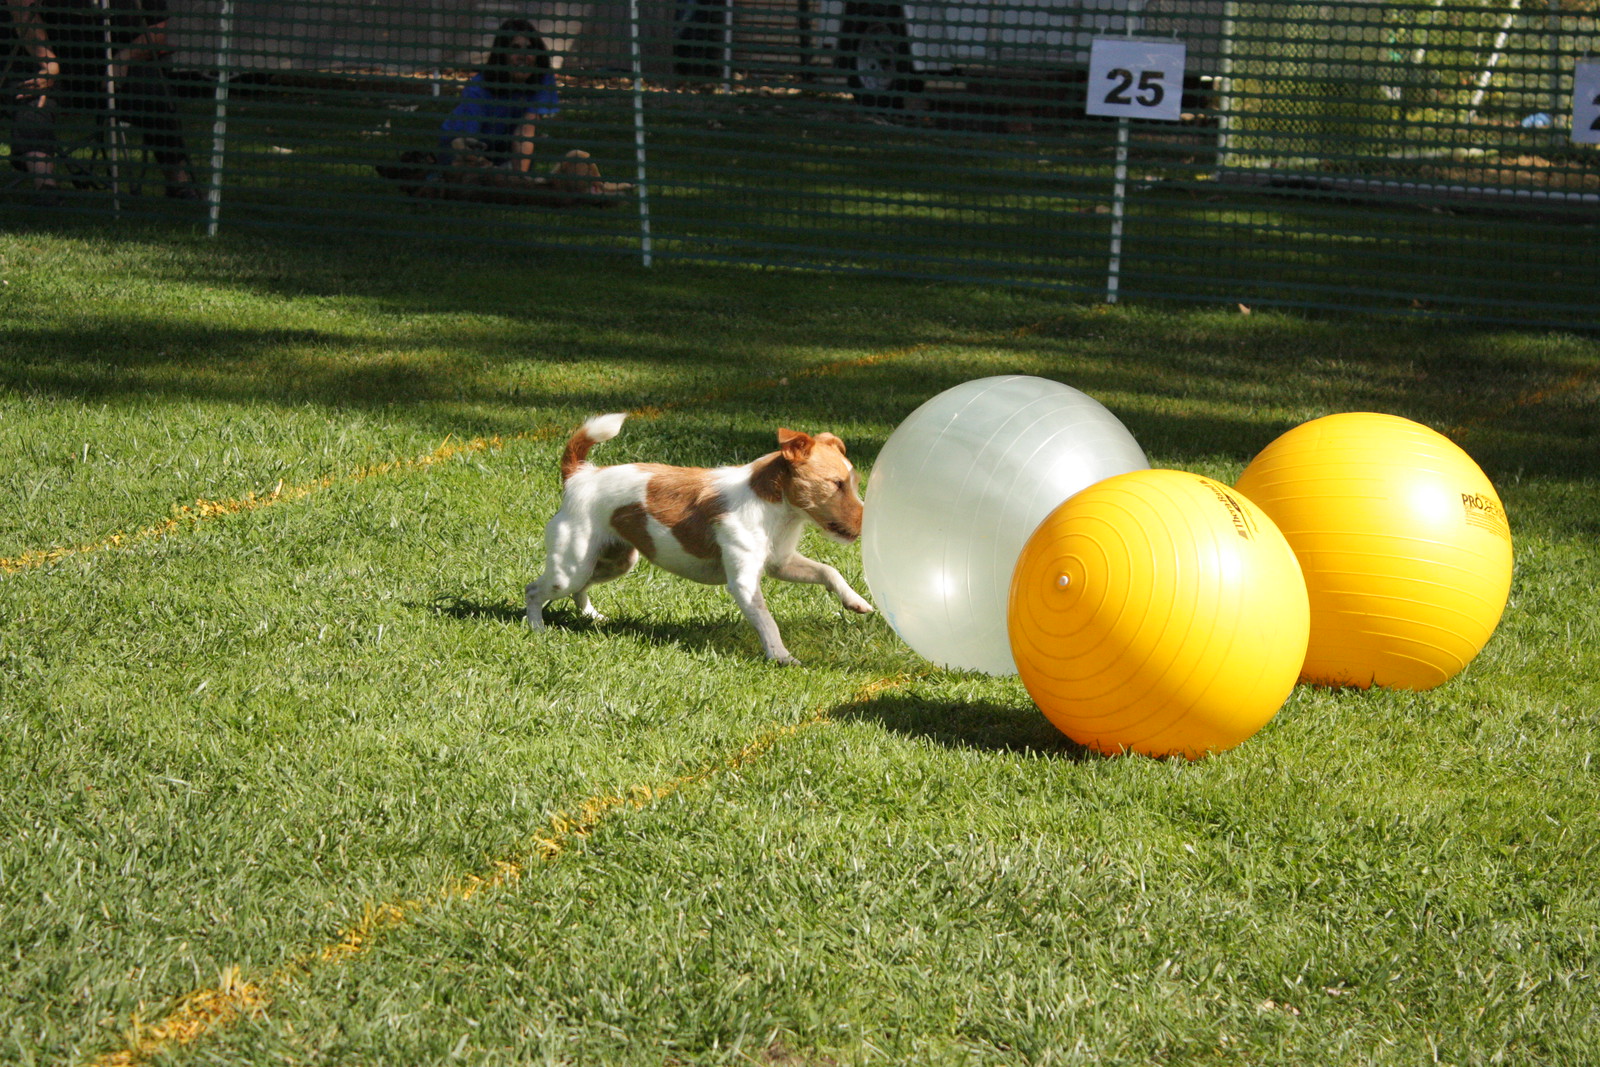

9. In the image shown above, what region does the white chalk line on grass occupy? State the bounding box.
[91,673,922,1067]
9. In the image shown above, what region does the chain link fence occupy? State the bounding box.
[4,0,1596,328]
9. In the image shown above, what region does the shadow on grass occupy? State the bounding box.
[429,595,749,658]
[427,596,1085,744]
[5,219,1593,482]
[428,597,526,625]
[840,691,1093,758]
[428,595,915,674]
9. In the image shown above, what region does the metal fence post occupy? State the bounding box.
[1217,0,1237,169]
[429,0,444,98]
[1468,0,1525,123]
[630,0,653,268]
[100,0,124,213]
[1104,17,1138,306]
[721,0,734,92]
[205,0,232,237]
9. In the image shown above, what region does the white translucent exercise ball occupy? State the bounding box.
[862,375,1148,675]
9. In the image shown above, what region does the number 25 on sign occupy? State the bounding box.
[1087,38,1187,123]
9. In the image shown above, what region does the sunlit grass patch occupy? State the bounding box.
[1,225,1596,1066]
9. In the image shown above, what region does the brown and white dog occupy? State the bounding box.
[525,414,874,665]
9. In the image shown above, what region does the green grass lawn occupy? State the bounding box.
[1,222,1597,1065]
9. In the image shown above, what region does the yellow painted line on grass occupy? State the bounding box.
[7,312,1588,576]
[1,316,1067,577]
[52,315,1588,1061]
[1446,363,1599,442]
[0,432,527,575]
[92,672,922,1067]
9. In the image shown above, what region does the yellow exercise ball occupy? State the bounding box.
[1008,469,1309,759]
[1234,412,1513,690]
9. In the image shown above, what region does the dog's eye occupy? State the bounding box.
[834,478,848,492]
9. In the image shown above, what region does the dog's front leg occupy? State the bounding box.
[725,562,798,666]
[769,555,874,615]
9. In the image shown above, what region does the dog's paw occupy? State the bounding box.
[770,652,802,667]
[845,597,874,615]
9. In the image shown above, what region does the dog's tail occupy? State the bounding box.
[560,413,627,484]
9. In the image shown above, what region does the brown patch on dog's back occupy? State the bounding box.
[641,465,725,560]
[610,502,656,556]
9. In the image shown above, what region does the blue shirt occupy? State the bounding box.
[438,72,560,158]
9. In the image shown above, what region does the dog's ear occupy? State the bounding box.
[777,427,815,463]
[813,432,846,456]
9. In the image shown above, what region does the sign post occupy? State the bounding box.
[1086,37,1187,304]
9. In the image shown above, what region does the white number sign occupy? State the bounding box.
[1574,60,1600,145]
[1087,38,1187,123]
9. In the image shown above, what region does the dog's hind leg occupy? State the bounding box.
[525,571,561,630]
[570,543,638,623]
[526,521,591,630]
[527,527,637,629]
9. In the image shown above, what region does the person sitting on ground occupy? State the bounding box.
[377,19,626,204]
[5,0,198,200]
[436,18,558,174]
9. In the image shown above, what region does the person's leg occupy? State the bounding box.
[117,68,197,198]
[9,95,61,196]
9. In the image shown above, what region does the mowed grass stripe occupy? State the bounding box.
[0,433,526,575]
[1445,362,1600,442]
[2,303,1580,578]
[76,349,1580,1065]
[0,315,1066,577]
[92,674,922,1066]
